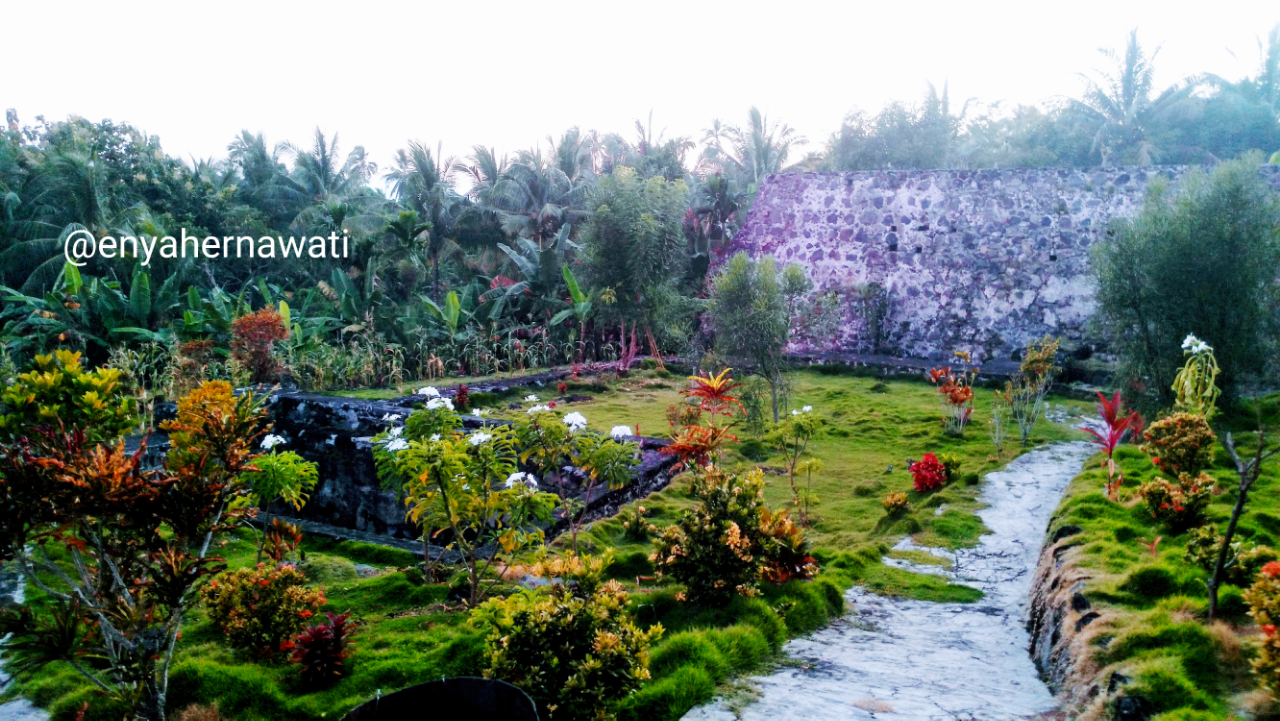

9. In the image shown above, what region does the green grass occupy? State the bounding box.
[3,368,1094,720]
[1043,396,1280,719]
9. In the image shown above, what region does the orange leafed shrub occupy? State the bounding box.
[201,563,325,658]
[1246,561,1280,690]
[231,307,289,384]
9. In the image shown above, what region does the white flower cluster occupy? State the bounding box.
[261,433,287,450]
[504,471,538,490]
[524,394,539,402]
[426,397,455,411]
[473,408,490,417]
[563,412,588,431]
[1182,334,1212,354]
[610,425,632,440]
[527,404,551,414]
[380,425,408,452]
[429,434,441,442]
[790,405,814,417]
[468,431,492,446]
[418,386,440,397]
[381,413,402,423]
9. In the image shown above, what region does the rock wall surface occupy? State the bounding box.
[265,391,679,543]
[722,165,1280,360]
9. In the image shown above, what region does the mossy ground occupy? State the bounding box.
[3,368,1093,720]
[1046,395,1280,719]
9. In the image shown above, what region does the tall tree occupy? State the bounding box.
[1071,29,1203,165]
[386,141,463,301]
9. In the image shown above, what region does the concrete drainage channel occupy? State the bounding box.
[685,440,1097,721]
[0,566,45,721]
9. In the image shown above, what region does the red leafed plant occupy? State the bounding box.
[910,453,947,492]
[454,384,470,412]
[263,518,303,564]
[231,307,289,384]
[1082,391,1144,501]
[682,369,745,428]
[291,612,357,686]
[661,424,737,468]
[928,363,976,436]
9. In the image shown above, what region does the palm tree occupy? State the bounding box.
[700,108,807,191]
[1071,29,1203,165]
[281,128,377,204]
[1,147,147,293]
[691,173,743,256]
[1208,25,1280,118]
[487,149,590,248]
[460,146,509,203]
[386,141,464,301]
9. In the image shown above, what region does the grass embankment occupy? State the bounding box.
[1045,395,1280,720]
[4,368,1091,720]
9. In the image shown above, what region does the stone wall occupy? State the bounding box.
[722,164,1280,360]
[265,391,679,544]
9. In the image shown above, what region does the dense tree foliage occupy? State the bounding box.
[1093,154,1280,404]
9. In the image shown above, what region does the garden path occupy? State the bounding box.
[684,440,1097,721]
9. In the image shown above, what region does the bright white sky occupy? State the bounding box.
[7,0,1278,180]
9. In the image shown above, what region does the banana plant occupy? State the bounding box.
[318,266,386,335]
[177,282,251,342]
[0,263,127,355]
[550,265,593,363]
[423,289,472,345]
[487,224,577,323]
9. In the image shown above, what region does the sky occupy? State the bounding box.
[6,0,1279,179]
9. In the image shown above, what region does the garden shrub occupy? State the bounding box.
[0,349,138,443]
[291,611,357,686]
[1184,524,1278,586]
[1141,412,1216,479]
[201,563,327,658]
[230,306,289,385]
[909,453,946,492]
[1092,155,1280,406]
[882,491,911,516]
[1138,475,1214,530]
[473,562,663,721]
[652,467,817,605]
[931,450,962,478]
[1245,561,1280,691]
[620,504,656,541]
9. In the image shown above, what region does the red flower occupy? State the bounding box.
[910,453,947,492]
[1262,561,1280,578]
[299,609,314,619]
[1263,624,1276,637]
